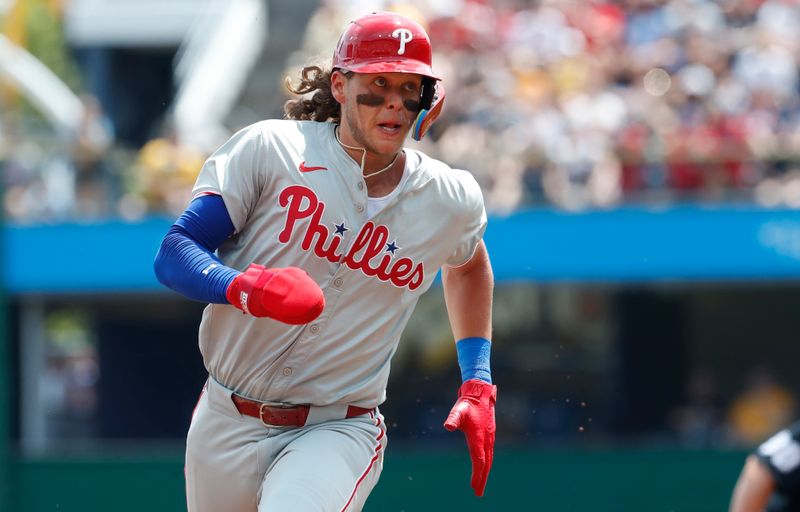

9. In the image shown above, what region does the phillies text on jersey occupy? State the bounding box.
[278,184,425,291]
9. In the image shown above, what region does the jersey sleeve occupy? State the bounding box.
[192,123,268,233]
[445,170,488,267]
[755,421,800,493]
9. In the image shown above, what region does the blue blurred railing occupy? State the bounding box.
[4,205,800,294]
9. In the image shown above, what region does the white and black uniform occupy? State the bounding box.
[755,421,800,512]
[185,119,487,512]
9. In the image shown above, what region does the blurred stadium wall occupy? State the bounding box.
[5,206,792,510]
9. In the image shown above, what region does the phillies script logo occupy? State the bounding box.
[278,185,424,290]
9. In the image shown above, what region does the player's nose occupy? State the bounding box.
[384,89,403,110]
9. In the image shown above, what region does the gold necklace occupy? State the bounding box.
[335,125,401,179]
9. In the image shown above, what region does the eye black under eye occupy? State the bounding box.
[404,99,422,112]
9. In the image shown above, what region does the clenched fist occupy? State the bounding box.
[226,264,324,324]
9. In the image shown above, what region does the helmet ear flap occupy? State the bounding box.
[419,77,436,111]
[412,79,445,141]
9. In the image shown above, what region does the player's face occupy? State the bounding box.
[336,71,423,157]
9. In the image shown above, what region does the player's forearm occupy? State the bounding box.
[442,240,493,341]
[154,225,240,303]
[729,456,775,512]
[154,194,240,304]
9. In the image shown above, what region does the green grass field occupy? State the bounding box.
[6,448,745,511]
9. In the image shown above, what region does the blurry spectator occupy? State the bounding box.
[728,367,797,446]
[129,122,206,217]
[670,367,726,448]
[68,94,115,218]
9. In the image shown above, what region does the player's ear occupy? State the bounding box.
[331,69,348,104]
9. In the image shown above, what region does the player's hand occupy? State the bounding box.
[444,379,497,497]
[225,264,324,324]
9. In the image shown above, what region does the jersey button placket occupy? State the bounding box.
[309,324,320,335]
[282,367,292,377]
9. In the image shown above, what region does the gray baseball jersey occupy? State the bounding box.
[192,119,486,408]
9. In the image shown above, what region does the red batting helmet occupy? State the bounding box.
[333,12,445,140]
[333,11,441,81]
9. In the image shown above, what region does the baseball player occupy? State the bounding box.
[730,420,800,512]
[154,11,496,512]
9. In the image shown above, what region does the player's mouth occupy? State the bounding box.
[377,122,404,136]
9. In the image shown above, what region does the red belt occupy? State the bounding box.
[231,394,373,427]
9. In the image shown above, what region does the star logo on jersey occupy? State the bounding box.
[299,161,328,173]
[386,241,399,254]
[334,222,349,236]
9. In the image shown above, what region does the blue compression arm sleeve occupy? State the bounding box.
[154,194,241,303]
[456,337,492,384]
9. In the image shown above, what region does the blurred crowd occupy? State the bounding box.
[296,0,800,213]
[3,0,800,221]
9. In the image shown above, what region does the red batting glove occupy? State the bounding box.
[444,379,497,497]
[225,264,324,324]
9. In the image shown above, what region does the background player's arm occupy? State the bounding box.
[729,455,775,512]
[441,240,493,340]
